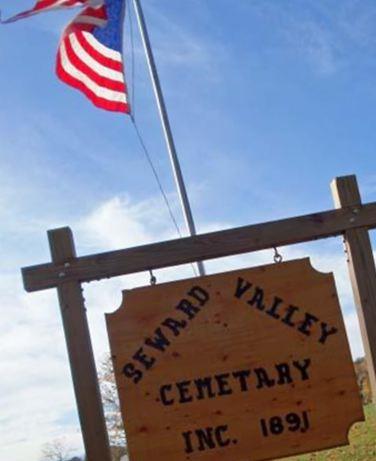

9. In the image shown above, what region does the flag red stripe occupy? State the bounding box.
[56,51,130,113]
[75,31,123,72]
[3,0,88,22]
[65,23,96,34]
[34,0,61,10]
[77,6,107,19]
[63,36,126,92]
[35,0,83,12]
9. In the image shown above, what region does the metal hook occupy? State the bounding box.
[149,269,157,286]
[273,247,283,264]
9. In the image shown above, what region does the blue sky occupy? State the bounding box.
[1,0,376,459]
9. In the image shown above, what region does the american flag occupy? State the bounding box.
[2,0,130,114]
[1,0,89,23]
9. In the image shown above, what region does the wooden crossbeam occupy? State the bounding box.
[22,201,376,292]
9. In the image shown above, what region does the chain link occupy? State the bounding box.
[149,269,157,285]
[273,247,283,264]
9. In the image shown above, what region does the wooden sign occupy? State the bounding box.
[106,258,363,461]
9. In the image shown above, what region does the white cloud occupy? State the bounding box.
[344,311,364,359]
[297,21,340,75]
[77,194,177,250]
[338,0,376,48]
[245,0,376,77]
[0,278,83,461]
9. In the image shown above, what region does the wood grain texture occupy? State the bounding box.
[107,259,363,461]
[331,175,376,402]
[49,228,112,461]
[23,202,376,292]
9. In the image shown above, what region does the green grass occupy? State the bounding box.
[285,405,376,461]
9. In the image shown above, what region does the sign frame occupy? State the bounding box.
[21,175,376,461]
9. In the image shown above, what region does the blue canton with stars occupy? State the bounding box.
[92,0,125,52]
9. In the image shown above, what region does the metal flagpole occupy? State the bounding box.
[132,0,206,277]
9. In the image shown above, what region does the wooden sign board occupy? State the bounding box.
[106,259,363,461]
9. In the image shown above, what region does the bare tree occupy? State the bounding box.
[40,357,126,461]
[39,439,74,461]
[98,355,127,450]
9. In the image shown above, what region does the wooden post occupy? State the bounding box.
[331,175,376,402]
[48,228,112,461]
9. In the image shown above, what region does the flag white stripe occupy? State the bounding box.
[69,34,124,82]
[87,0,104,6]
[82,32,122,61]
[60,41,127,103]
[53,0,73,7]
[74,15,107,27]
